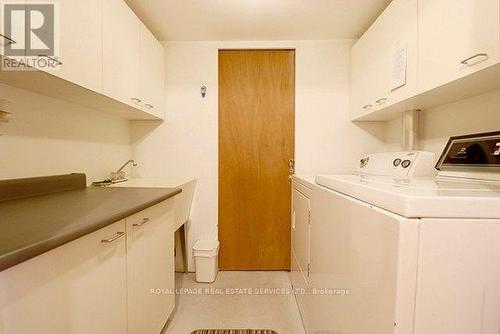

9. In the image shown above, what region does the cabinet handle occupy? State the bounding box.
[101,231,125,243]
[0,34,16,45]
[131,97,142,104]
[144,103,154,109]
[133,218,150,227]
[38,54,63,65]
[362,104,373,110]
[460,53,488,65]
[376,97,387,104]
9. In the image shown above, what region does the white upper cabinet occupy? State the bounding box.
[140,23,165,119]
[351,27,380,118]
[48,0,103,92]
[351,0,418,119]
[418,0,500,93]
[103,0,142,109]
[0,0,165,120]
[0,0,25,58]
[103,0,165,117]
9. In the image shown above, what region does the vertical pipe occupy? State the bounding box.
[402,109,420,151]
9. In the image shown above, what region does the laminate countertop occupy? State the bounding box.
[0,186,182,272]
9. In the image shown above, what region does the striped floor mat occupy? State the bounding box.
[191,330,277,334]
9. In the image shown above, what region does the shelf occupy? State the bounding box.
[0,56,163,121]
[352,62,500,121]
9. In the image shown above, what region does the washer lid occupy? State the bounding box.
[315,174,500,219]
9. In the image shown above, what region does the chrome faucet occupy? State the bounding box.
[111,160,138,181]
[116,159,137,173]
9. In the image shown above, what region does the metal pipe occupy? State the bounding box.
[402,110,421,151]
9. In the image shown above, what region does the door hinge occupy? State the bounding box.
[308,210,311,224]
[307,263,310,277]
[288,159,296,174]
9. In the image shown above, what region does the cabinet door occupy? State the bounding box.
[103,0,141,108]
[126,199,175,334]
[351,31,379,118]
[0,220,127,334]
[140,23,165,119]
[350,0,417,118]
[291,182,312,333]
[419,0,500,93]
[291,187,310,279]
[374,0,418,107]
[0,0,26,58]
[46,0,102,92]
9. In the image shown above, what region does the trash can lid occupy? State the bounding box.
[193,240,220,252]
[193,240,220,258]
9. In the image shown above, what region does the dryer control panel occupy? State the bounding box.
[436,131,500,181]
[436,131,500,171]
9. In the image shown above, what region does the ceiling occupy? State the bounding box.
[124,0,391,42]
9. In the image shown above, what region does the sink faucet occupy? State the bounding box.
[111,160,138,181]
[116,159,137,173]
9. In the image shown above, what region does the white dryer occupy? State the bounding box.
[306,131,500,334]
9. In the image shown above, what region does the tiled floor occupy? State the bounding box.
[164,271,305,334]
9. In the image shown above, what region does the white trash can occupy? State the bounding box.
[193,240,220,283]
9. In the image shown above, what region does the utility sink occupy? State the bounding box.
[111,178,196,231]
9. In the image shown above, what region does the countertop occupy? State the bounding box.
[110,177,195,188]
[0,186,181,272]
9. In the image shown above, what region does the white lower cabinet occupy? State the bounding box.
[126,199,175,334]
[0,199,176,334]
[0,220,128,334]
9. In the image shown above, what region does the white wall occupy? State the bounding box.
[0,83,131,183]
[385,88,500,160]
[131,40,387,271]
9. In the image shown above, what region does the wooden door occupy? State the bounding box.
[219,50,295,270]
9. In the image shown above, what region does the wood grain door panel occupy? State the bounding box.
[219,50,295,270]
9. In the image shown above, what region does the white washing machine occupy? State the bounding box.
[301,131,500,334]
